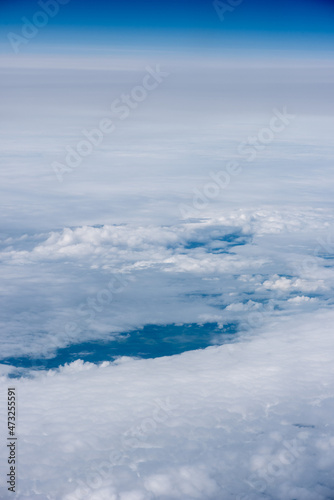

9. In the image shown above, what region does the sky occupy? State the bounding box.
[1,0,334,53]
[1,0,334,31]
[0,0,334,499]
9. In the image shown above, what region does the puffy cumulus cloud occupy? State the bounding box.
[262,275,327,293]
[225,300,263,312]
[0,208,333,359]
[0,309,334,499]
[287,295,318,304]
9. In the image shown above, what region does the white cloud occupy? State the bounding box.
[262,275,327,293]
[288,296,318,304]
[1,309,334,499]
[0,50,334,499]
[0,207,333,359]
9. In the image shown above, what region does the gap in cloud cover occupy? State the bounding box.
[0,322,238,377]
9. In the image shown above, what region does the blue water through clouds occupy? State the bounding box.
[1,322,238,375]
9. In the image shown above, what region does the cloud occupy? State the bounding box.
[1,309,334,499]
[0,207,333,360]
[0,49,334,499]
[262,275,327,293]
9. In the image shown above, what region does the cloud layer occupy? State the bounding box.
[0,51,334,499]
[1,309,334,499]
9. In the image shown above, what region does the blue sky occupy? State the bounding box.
[1,0,334,30]
[1,0,334,35]
[0,0,332,57]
